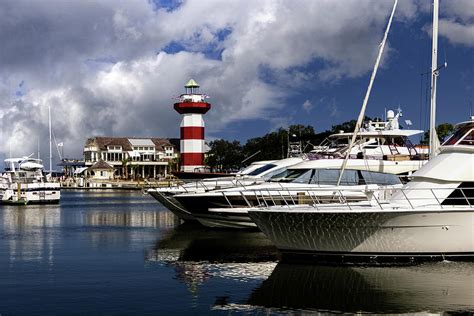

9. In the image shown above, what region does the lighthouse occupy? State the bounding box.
[174,79,211,172]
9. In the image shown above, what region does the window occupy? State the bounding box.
[309,169,358,185]
[360,171,400,185]
[275,169,311,183]
[443,126,473,145]
[459,129,474,146]
[247,164,277,176]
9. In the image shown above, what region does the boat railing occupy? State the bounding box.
[216,186,474,210]
[177,177,262,193]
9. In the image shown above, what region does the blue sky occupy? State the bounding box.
[0,0,473,161]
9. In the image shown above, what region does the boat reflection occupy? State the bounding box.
[1,205,60,264]
[146,222,279,295]
[229,262,474,313]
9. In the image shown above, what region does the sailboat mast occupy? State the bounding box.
[49,105,52,172]
[336,0,398,186]
[429,0,439,159]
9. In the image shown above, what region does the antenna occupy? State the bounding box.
[49,105,52,172]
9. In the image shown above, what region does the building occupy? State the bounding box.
[84,137,178,179]
[174,79,211,172]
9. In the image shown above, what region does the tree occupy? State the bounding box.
[242,125,317,163]
[206,139,244,171]
[421,123,455,144]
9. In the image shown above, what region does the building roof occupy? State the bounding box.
[128,138,155,146]
[85,137,175,152]
[89,160,114,170]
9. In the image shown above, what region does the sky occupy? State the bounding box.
[0,0,473,165]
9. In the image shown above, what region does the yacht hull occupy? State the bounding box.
[248,208,474,262]
[0,186,60,205]
[196,209,257,229]
[148,190,196,221]
[176,188,387,229]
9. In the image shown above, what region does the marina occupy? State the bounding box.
[1,0,474,314]
[0,191,473,314]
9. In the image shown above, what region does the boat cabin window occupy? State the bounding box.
[312,169,359,185]
[262,167,289,180]
[359,171,400,185]
[275,169,312,183]
[443,125,474,146]
[309,169,401,185]
[247,164,277,176]
[363,141,378,149]
[459,129,474,146]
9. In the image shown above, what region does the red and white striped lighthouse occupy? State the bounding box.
[174,79,211,172]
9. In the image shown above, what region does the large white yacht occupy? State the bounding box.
[173,110,426,229]
[0,157,61,205]
[312,109,426,164]
[147,157,303,221]
[248,119,474,262]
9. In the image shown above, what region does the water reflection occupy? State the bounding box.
[0,191,177,266]
[1,206,60,265]
[146,223,279,295]
[232,262,474,313]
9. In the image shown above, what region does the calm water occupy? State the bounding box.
[0,191,473,315]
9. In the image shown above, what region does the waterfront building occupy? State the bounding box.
[83,137,178,179]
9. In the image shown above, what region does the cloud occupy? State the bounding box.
[422,0,474,47]
[0,0,425,161]
[302,100,313,113]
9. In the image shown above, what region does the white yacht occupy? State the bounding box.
[248,119,474,262]
[312,109,425,164]
[147,158,303,221]
[173,110,426,229]
[0,157,61,205]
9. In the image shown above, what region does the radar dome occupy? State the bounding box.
[387,110,395,119]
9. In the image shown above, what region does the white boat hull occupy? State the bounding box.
[0,183,60,204]
[148,190,196,221]
[248,207,474,261]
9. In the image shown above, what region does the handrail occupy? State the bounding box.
[216,186,474,211]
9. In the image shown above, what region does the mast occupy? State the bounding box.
[49,105,52,172]
[429,0,440,159]
[336,0,398,186]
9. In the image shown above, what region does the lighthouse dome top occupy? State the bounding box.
[185,79,200,88]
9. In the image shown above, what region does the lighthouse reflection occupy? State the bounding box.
[236,262,474,313]
[146,222,279,296]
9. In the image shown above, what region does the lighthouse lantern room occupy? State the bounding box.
[174,79,211,172]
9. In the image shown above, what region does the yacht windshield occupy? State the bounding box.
[277,169,312,183]
[308,169,401,185]
[443,125,474,146]
[247,164,277,176]
[273,168,401,185]
[262,167,288,180]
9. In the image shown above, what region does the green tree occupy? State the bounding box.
[206,139,244,171]
[242,125,317,163]
[421,123,455,144]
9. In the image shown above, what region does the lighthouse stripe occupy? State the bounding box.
[181,139,205,153]
[180,114,205,127]
[181,153,205,166]
[181,126,204,139]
